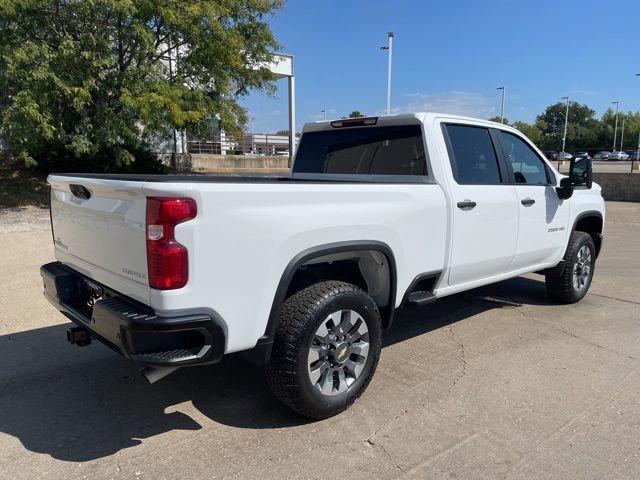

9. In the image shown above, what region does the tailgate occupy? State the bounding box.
[48,175,150,303]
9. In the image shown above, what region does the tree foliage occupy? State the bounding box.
[347,110,364,118]
[508,101,640,152]
[0,0,282,169]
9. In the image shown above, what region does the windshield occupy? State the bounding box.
[293,125,427,176]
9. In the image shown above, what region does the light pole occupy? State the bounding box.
[250,116,255,153]
[496,87,505,123]
[561,96,570,155]
[321,109,327,121]
[380,32,394,115]
[612,101,619,151]
[635,131,640,173]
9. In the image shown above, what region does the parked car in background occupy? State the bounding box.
[574,152,592,160]
[593,151,611,160]
[607,151,629,161]
[544,151,558,160]
[558,151,573,161]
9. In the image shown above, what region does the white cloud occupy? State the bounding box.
[385,90,498,119]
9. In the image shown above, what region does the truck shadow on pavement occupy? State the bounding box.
[0,276,552,462]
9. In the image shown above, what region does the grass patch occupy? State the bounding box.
[0,159,49,209]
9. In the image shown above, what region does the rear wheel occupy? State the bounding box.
[545,231,596,304]
[265,281,382,419]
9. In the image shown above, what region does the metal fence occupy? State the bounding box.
[188,133,294,156]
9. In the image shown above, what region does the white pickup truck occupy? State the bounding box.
[41,113,605,418]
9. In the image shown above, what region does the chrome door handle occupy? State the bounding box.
[521,198,535,206]
[456,200,477,210]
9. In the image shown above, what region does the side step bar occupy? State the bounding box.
[406,290,437,306]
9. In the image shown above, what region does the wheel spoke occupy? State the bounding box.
[319,368,334,394]
[314,320,331,344]
[309,360,328,385]
[327,311,342,332]
[344,358,365,378]
[308,344,323,364]
[336,368,349,393]
[350,340,369,358]
[348,318,368,342]
[333,310,355,336]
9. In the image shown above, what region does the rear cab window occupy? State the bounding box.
[442,124,503,184]
[293,124,427,177]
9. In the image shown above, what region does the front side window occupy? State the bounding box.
[293,125,426,176]
[498,131,549,184]
[444,124,502,184]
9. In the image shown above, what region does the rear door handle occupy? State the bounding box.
[456,200,477,210]
[521,198,535,206]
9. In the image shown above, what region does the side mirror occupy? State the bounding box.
[557,157,592,200]
[569,156,592,189]
[556,177,573,199]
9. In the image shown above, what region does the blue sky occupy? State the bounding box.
[243,0,640,133]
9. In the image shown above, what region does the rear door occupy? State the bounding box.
[494,130,570,269]
[441,123,519,286]
[48,175,150,302]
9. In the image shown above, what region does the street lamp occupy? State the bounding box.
[380,32,394,115]
[321,109,327,121]
[250,116,255,153]
[561,96,570,155]
[496,87,505,123]
[612,101,620,151]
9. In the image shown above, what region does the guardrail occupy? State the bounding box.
[188,133,294,156]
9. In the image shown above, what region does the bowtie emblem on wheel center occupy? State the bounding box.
[331,342,350,364]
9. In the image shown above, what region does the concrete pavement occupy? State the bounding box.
[0,202,638,479]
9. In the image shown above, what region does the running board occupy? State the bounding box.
[406,290,437,306]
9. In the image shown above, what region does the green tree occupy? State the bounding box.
[488,116,509,124]
[348,110,364,118]
[511,121,542,145]
[535,101,598,150]
[0,0,282,169]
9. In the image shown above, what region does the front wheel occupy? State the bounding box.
[265,281,382,419]
[545,231,596,304]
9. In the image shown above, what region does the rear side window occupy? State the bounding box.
[497,131,550,184]
[293,125,427,176]
[444,125,502,184]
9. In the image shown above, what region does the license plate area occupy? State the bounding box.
[66,277,105,320]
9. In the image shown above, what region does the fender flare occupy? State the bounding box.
[253,241,397,363]
[571,210,604,255]
[549,210,604,277]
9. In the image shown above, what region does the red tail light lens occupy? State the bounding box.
[146,197,197,290]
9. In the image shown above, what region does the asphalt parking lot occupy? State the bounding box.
[0,202,639,480]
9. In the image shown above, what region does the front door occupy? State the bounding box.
[495,130,570,269]
[442,124,519,286]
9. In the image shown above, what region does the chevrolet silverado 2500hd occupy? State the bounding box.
[41,113,604,418]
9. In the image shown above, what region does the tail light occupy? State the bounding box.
[146,197,197,290]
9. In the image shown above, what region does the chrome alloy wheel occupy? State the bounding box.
[307,309,370,396]
[572,245,592,291]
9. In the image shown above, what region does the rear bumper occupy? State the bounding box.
[40,262,226,367]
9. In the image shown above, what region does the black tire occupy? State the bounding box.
[265,281,382,419]
[545,231,596,304]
